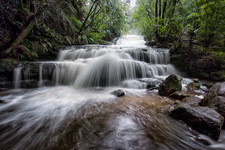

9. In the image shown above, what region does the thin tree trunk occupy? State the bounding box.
[145,8,153,21]
[162,0,167,19]
[155,0,158,18]
[78,0,98,35]
[159,0,161,17]
[84,7,102,31]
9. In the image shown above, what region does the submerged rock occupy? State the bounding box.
[200,82,225,128]
[169,103,224,140]
[158,74,182,96]
[111,89,125,97]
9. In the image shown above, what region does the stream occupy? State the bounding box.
[0,35,224,150]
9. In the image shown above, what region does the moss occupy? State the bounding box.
[0,59,20,72]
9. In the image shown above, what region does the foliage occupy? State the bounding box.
[132,0,225,48]
[186,0,225,47]
[78,0,126,43]
[0,0,127,60]
[131,0,225,81]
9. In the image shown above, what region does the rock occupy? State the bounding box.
[187,78,201,90]
[169,91,190,100]
[169,103,224,140]
[181,96,201,106]
[174,100,181,104]
[201,80,214,89]
[158,74,182,96]
[111,89,125,97]
[200,82,225,128]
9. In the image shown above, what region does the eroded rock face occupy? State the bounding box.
[169,103,224,141]
[201,82,225,128]
[158,74,182,96]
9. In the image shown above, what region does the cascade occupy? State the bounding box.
[13,67,22,88]
[1,35,224,150]
[13,35,178,89]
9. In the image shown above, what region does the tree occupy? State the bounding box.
[132,0,181,45]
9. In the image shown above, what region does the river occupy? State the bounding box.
[0,35,224,149]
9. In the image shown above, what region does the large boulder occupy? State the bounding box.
[169,103,224,140]
[200,82,225,128]
[158,74,182,96]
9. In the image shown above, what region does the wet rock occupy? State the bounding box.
[111,89,125,97]
[158,74,182,96]
[174,100,181,104]
[200,82,225,128]
[187,78,201,91]
[169,91,190,100]
[181,96,201,106]
[193,135,211,146]
[201,80,214,89]
[169,103,224,140]
[0,99,5,103]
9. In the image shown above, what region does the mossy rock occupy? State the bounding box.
[158,74,182,96]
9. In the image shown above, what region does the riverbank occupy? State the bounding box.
[170,45,225,82]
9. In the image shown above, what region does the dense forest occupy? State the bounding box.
[0,0,126,61]
[0,0,225,81]
[131,0,225,81]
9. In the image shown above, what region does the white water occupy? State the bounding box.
[1,35,225,149]
[13,67,22,89]
[13,35,178,89]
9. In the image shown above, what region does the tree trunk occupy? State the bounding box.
[159,0,161,17]
[145,8,153,21]
[78,0,98,35]
[4,16,35,55]
[2,1,40,55]
[84,7,102,31]
[155,0,158,18]
[162,0,167,19]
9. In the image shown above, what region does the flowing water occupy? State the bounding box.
[0,35,224,150]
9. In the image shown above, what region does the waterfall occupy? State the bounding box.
[2,35,225,150]
[13,67,22,88]
[12,35,178,89]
